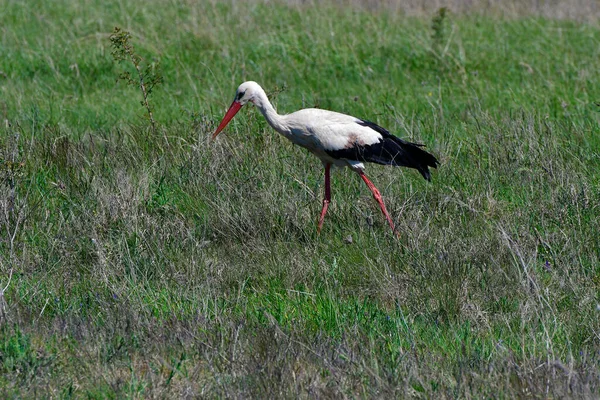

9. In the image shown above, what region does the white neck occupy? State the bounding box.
[252,88,287,133]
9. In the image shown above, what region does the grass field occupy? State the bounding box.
[1,0,600,397]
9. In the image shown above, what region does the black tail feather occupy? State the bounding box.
[386,136,439,181]
[356,119,439,181]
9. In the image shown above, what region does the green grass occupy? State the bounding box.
[1,0,600,397]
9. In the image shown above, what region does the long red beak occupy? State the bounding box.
[212,101,243,140]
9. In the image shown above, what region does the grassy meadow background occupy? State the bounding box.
[1,0,600,397]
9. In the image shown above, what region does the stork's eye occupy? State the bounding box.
[236,91,245,100]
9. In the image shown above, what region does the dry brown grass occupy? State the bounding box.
[289,0,600,21]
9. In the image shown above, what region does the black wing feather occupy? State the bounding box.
[325,119,439,181]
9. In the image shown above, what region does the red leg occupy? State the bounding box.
[317,163,331,233]
[358,171,396,233]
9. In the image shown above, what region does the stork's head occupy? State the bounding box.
[212,81,263,139]
[233,81,262,105]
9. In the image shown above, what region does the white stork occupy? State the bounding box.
[212,81,439,233]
